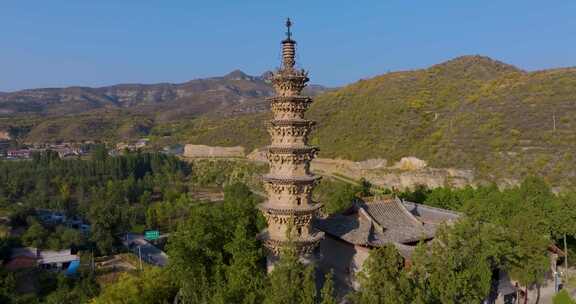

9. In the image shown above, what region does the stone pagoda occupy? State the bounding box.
[259,18,324,267]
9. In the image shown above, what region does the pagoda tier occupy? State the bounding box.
[267,96,313,120]
[259,230,324,256]
[266,120,315,147]
[270,70,309,97]
[259,202,322,241]
[262,175,320,206]
[265,146,317,177]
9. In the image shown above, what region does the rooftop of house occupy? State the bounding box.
[315,197,461,258]
[10,247,39,259]
[9,247,79,264]
[39,249,78,264]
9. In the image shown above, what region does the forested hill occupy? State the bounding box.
[183,56,576,186]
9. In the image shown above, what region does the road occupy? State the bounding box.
[123,233,169,267]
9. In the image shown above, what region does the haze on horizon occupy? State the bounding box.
[1,0,575,92]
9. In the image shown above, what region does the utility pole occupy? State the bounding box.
[138,246,143,271]
[565,234,568,274]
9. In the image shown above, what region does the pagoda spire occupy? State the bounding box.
[258,19,324,270]
[285,18,292,41]
[281,18,296,69]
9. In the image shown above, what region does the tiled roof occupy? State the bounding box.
[10,247,38,259]
[401,201,460,224]
[314,213,372,246]
[315,197,460,258]
[359,198,435,244]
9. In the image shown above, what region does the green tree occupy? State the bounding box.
[320,271,337,304]
[408,243,438,304]
[323,182,358,215]
[167,205,222,303]
[91,144,108,162]
[0,269,16,304]
[264,246,317,304]
[217,222,266,304]
[167,182,264,304]
[44,274,99,304]
[354,244,412,304]
[22,220,48,248]
[554,290,576,304]
[92,268,176,304]
[425,221,494,304]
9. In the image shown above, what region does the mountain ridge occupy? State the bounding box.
[0,70,331,117]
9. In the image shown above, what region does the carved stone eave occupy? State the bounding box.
[262,174,321,184]
[259,202,322,215]
[267,146,318,154]
[265,119,316,128]
[258,230,325,256]
[271,69,309,82]
[263,181,318,196]
[266,96,312,104]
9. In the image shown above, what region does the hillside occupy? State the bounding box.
[179,56,576,187]
[4,55,576,187]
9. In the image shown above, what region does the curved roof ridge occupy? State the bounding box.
[401,199,462,216]
[357,197,425,230]
[357,205,383,233]
[392,197,425,227]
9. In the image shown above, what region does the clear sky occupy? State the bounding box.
[1,1,575,91]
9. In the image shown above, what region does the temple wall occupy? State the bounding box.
[183,144,245,158]
[319,235,371,290]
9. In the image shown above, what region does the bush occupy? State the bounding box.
[554,290,576,304]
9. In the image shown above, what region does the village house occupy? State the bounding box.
[6,148,32,159]
[4,247,79,272]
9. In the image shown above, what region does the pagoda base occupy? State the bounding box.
[265,249,320,273]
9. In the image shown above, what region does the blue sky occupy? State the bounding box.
[1,1,575,91]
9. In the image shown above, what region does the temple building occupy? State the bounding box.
[258,18,324,267]
[315,196,460,289]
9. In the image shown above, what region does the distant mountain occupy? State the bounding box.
[179,55,576,187]
[0,70,331,119]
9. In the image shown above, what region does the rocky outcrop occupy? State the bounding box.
[311,157,474,190]
[183,144,245,158]
[392,157,428,171]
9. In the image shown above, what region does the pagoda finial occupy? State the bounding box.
[281,18,296,68]
[285,18,292,41]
